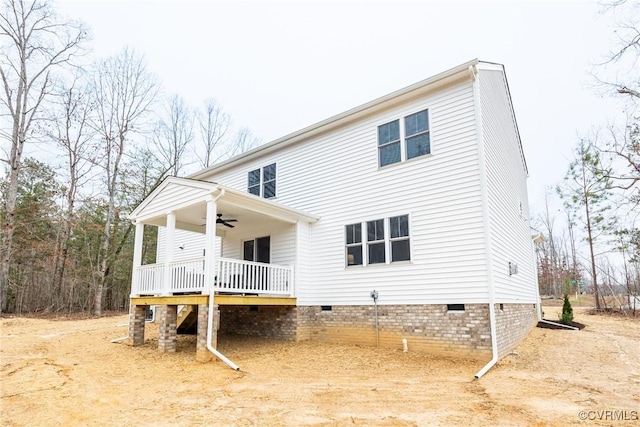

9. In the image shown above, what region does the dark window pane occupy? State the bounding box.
[243,240,255,261]
[263,163,276,181]
[263,181,276,198]
[378,120,400,145]
[346,224,361,244]
[248,169,260,186]
[248,185,260,196]
[405,110,428,137]
[406,133,430,159]
[347,245,362,266]
[368,242,385,264]
[256,236,270,263]
[367,219,384,241]
[379,142,400,167]
[390,215,409,238]
[391,239,411,262]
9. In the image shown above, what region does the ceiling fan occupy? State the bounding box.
[216,213,238,228]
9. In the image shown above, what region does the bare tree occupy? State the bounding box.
[197,98,230,168]
[233,126,261,157]
[90,48,157,316]
[46,74,95,309]
[598,0,640,100]
[0,0,86,313]
[150,94,194,177]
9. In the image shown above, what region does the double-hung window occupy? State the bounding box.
[389,215,410,262]
[378,120,401,167]
[405,110,430,160]
[345,223,362,266]
[345,215,411,267]
[378,109,430,167]
[367,219,385,264]
[247,163,276,198]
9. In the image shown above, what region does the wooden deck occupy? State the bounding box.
[130,294,297,306]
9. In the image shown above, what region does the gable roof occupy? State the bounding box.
[190,58,485,180]
[129,176,319,226]
[189,59,527,180]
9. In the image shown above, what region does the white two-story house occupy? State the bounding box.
[126,59,540,375]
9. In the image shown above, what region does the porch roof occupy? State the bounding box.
[129,176,319,232]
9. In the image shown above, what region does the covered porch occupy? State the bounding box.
[128,176,319,299]
[127,177,318,364]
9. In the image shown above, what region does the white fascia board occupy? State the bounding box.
[128,176,221,220]
[189,59,481,180]
[477,61,528,176]
[129,178,319,225]
[218,185,320,224]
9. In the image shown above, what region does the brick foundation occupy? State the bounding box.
[196,304,215,363]
[217,303,538,358]
[494,303,539,357]
[219,305,298,340]
[128,305,146,346]
[158,305,178,353]
[132,301,538,361]
[298,304,493,357]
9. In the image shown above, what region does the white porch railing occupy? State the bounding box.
[131,256,293,297]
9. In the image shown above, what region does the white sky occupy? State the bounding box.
[56,0,627,209]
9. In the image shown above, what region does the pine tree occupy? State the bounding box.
[561,294,574,325]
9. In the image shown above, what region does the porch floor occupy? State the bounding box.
[130,294,297,306]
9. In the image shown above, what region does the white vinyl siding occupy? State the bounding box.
[156,228,218,262]
[200,79,490,306]
[478,68,537,303]
[139,182,209,221]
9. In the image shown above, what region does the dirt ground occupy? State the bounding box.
[1,307,639,427]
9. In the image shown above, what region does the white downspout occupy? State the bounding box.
[205,189,240,371]
[470,65,499,379]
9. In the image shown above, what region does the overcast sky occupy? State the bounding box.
[57,0,627,209]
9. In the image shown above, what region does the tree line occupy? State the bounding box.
[0,0,259,315]
[1,0,638,317]
[535,0,639,315]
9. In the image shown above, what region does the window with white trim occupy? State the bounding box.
[389,215,410,262]
[345,215,411,267]
[247,163,276,198]
[378,109,430,167]
[367,219,385,264]
[345,223,362,266]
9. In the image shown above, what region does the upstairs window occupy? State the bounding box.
[405,110,430,160]
[377,109,430,167]
[262,163,276,198]
[247,163,276,198]
[248,169,261,196]
[378,120,400,167]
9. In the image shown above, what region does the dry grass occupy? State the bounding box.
[1,307,639,426]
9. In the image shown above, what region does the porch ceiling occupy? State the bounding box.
[130,176,319,234]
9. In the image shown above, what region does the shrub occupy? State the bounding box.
[561,294,574,325]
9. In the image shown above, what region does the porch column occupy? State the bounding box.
[158,305,178,353]
[293,221,310,298]
[203,198,217,295]
[163,211,176,295]
[128,304,146,346]
[196,303,214,362]
[130,221,144,296]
